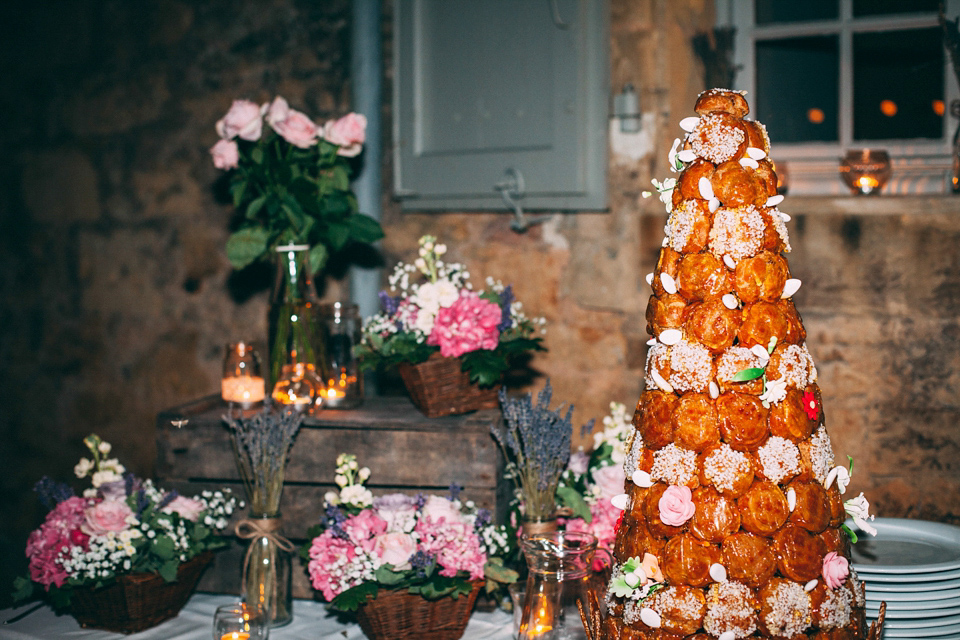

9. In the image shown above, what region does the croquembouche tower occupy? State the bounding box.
[586,90,883,640]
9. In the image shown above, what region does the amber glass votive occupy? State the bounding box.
[839,149,891,195]
[222,342,265,408]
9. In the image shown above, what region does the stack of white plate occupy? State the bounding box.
[851,518,960,639]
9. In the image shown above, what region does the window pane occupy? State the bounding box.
[853,27,944,141]
[853,0,938,17]
[755,36,839,143]
[755,0,837,24]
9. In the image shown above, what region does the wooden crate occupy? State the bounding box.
[155,395,507,599]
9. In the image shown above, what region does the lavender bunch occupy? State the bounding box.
[223,402,304,515]
[492,380,574,520]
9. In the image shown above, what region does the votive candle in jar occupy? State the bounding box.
[222,342,265,408]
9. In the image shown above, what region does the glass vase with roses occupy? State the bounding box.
[354,235,546,389]
[12,434,240,611]
[300,453,518,613]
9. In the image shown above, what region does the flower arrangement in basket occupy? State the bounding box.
[301,453,518,640]
[12,434,240,633]
[355,235,546,417]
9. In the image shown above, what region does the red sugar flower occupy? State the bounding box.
[802,390,819,421]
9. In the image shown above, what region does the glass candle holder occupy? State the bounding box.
[212,602,268,640]
[222,342,265,408]
[839,149,891,195]
[271,362,323,412]
[318,302,363,409]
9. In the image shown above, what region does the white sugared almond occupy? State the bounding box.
[611,493,629,511]
[646,272,654,285]
[782,279,802,298]
[624,572,641,588]
[750,344,771,361]
[709,381,720,399]
[640,608,662,629]
[679,116,700,132]
[787,487,797,512]
[746,147,767,160]
[739,157,760,170]
[659,329,682,345]
[651,370,674,394]
[710,563,728,583]
[723,254,736,269]
[677,149,696,163]
[709,197,720,213]
[766,194,785,207]
[779,211,792,222]
[660,273,677,295]
[719,633,735,640]
[633,469,654,488]
[805,579,818,592]
[647,338,657,346]
[698,177,715,200]
[722,293,739,309]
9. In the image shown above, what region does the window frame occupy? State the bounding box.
[718,0,960,195]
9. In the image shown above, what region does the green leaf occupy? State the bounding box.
[326,222,350,251]
[330,581,379,612]
[152,535,176,561]
[308,244,328,275]
[231,180,248,208]
[159,559,180,583]
[732,367,765,382]
[245,194,267,220]
[226,227,270,270]
[374,566,408,586]
[483,559,519,584]
[461,349,508,387]
[12,575,35,603]
[556,485,592,522]
[251,147,264,164]
[331,164,350,191]
[345,213,385,243]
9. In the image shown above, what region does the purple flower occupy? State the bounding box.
[33,476,74,510]
[497,286,515,333]
[448,483,463,501]
[474,508,492,530]
[379,291,401,315]
[410,550,436,579]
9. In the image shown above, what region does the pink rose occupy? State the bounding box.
[420,495,463,524]
[427,292,502,358]
[658,485,695,527]
[323,113,367,157]
[162,495,205,522]
[210,139,239,170]
[265,96,318,149]
[591,464,626,500]
[822,551,849,589]
[215,99,263,141]
[83,499,134,536]
[372,531,417,570]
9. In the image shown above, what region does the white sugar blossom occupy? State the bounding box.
[760,378,787,408]
[668,138,683,172]
[826,465,851,494]
[845,493,877,536]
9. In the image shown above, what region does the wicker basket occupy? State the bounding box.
[355,581,484,640]
[397,353,500,418]
[69,551,213,634]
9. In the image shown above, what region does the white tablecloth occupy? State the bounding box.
[1,593,515,640]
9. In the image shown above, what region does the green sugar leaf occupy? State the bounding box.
[732,367,765,382]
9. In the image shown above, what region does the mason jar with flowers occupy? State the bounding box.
[354,235,546,417]
[210,97,384,409]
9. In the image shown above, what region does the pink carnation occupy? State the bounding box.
[415,517,486,581]
[307,531,358,601]
[427,292,502,358]
[323,113,366,157]
[265,96,318,149]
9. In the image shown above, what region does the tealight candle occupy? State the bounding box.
[221,633,250,640]
[222,342,264,408]
[221,376,265,404]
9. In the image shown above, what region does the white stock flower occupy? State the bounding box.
[75,458,94,478]
[325,491,341,506]
[98,442,112,454]
[414,309,436,336]
[340,484,374,509]
[91,469,123,488]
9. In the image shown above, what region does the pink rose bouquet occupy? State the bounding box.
[356,235,546,387]
[14,434,240,609]
[210,95,383,275]
[302,453,517,611]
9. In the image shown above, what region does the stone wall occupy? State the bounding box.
[2,0,959,600]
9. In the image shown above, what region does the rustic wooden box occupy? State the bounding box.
[155,395,507,599]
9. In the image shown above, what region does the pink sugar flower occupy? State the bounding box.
[427,292,502,358]
[822,551,849,589]
[658,485,695,527]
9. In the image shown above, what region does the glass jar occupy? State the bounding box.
[240,512,293,628]
[212,601,268,640]
[317,302,363,409]
[517,531,602,640]
[221,341,265,408]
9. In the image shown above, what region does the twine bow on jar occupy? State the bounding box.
[235,517,296,618]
